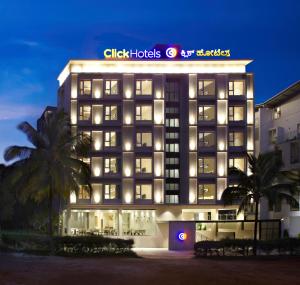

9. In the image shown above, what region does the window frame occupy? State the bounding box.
[104,80,119,96]
[135,79,152,96]
[198,80,215,96]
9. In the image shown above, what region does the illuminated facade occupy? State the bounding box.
[58,59,255,248]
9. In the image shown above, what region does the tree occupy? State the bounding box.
[3,109,91,252]
[221,152,298,255]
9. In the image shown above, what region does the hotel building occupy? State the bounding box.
[57,59,256,248]
[255,80,300,237]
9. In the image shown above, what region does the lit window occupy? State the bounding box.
[229,106,244,121]
[165,107,179,114]
[229,131,244,147]
[136,184,152,199]
[229,157,245,171]
[198,157,216,174]
[136,157,152,174]
[165,158,179,165]
[199,132,215,147]
[165,183,179,191]
[198,184,215,200]
[165,81,179,101]
[104,131,117,147]
[198,80,215,96]
[218,209,236,220]
[79,105,91,120]
[166,118,179,127]
[166,143,179,152]
[136,132,152,147]
[166,169,180,178]
[104,184,118,199]
[273,107,281,120]
[78,185,90,199]
[104,80,119,95]
[104,157,118,174]
[79,80,92,95]
[198,106,215,121]
[136,105,152,121]
[136,80,152,96]
[165,195,179,204]
[166,132,179,139]
[229,80,245,96]
[105,105,118,120]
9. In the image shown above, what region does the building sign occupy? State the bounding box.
[177,232,187,241]
[103,44,230,60]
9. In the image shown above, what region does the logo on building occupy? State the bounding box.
[178,232,187,241]
[166,47,178,58]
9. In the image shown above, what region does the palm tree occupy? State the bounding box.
[221,151,298,255]
[3,109,91,252]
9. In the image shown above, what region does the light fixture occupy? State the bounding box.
[125,142,131,151]
[94,167,100,177]
[94,192,100,203]
[189,192,196,204]
[189,115,196,125]
[156,90,162,99]
[155,166,161,177]
[189,141,196,151]
[155,192,162,203]
[190,167,196,177]
[155,142,161,151]
[125,116,131,125]
[94,140,101,151]
[125,167,131,177]
[155,114,162,124]
[94,115,101,125]
[70,192,76,204]
[125,193,132,204]
[189,88,195,98]
[125,89,131,98]
[218,141,225,151]
[94,89,100,98]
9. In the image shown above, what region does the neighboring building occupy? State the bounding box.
[56,59,260,249]
[255,80,300,237]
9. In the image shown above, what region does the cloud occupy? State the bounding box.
[10,39,40,48]
[0,104,43,121]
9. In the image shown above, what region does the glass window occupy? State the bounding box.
[268,129,277,144]
[165,81,179,101]
[198,184,215,200]
[78,185,90,199]
[165,132,179,139]
[136,105,152,121]
[198,106,215,121]
[104,157,118,174]
[166,143,179,152]
[165,158,180,165]
[79,80,91,95]
[165,183,179,190]
[229,80,245,96]
[105,105,118,120]
[136,132,152,147]
[229,157,246,171]
[273,107,281,120]
[136,184,152,199]
[199,132,215,147]
[136,80,152,96]
[136,158,152,174]
[218,209,237,220]
[198,157,215,174]
[104,131,116,147]
[165,195,179,204]
[104,80,119,95]
[229,131,244,147]
[165,107,179,114]
[229,106,244,121]
[166,118,179,127]
[104,184,118,199]
[198,80,215,96]
[79,105,91,121]
[166,169,180,178]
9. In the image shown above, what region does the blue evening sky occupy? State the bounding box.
[0,0,300,163]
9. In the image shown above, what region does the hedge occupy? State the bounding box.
[0,232,136,257]
[194,238,300,257]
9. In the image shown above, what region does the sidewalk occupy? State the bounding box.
[133,248,194,259]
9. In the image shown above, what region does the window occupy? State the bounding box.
[229,131,244,147]
[166,118,179,127]
[136,184,152,199]
[136,132,152,147]
[136,158,152,174]
[104,184,118,199]
[165,195,179,204]
[166,169,180,178]
[198,80,215,96]
[199,132,215,147]
[165,107,179,114]
[198,106,215,121]
[273,107,281,120]
[136,105,152,121]
[229,106,244,121]
[165,81,179,101]
[136,80,152,95]
[165,132,179,139]
[291,142,300,164]
[198,184,215,200]
[218,210,237,220]
[166,158,180,165]
[79,105,91,120]
[78,185,90,199]
[79,80,91,95]
[104,131,116,147]
[105,105,118,120]
[104,80,119,95]
[198,157,216,174]
[104,158,118,174]
[268,129,277,144]
[229,80,245,96]
[165,183,179,191]
[229,157,246,171]
[166,143,179,152]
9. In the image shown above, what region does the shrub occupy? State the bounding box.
[0,232,136,257]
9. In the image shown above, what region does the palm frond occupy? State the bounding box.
[4,146,35,161]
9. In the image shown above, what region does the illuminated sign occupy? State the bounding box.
[103,45,230,60]
[178,232,187,241]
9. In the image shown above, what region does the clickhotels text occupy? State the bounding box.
[104,49,161,59]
